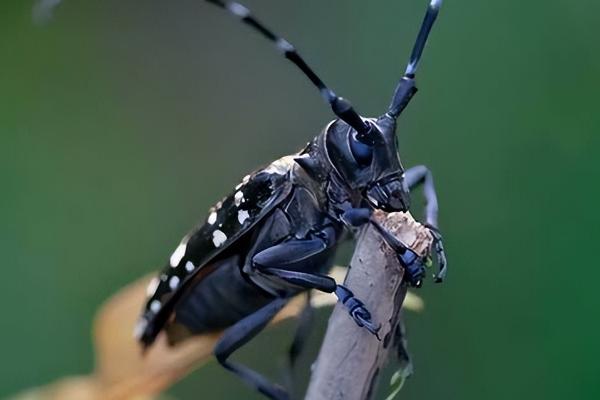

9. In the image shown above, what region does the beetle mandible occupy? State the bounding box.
[135,1,447,399]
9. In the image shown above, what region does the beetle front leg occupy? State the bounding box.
[404,165,448,282]
[340,207,428,287]
[426,226,447,282]
[369,219,428,288]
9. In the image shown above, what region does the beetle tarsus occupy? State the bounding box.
[424,225,447,282]
[335,285,381,338]
[369,219,428,288]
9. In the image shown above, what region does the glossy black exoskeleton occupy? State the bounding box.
[136,1,448,399]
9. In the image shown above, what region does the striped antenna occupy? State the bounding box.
[388,0,443,118]
[206,0,372,137]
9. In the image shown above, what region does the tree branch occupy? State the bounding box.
[305,211,433,400]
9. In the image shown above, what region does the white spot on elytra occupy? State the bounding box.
[234,191,245,206]
[133,318,147,339]
[169,242,186,267]
[212,230,227,247]
[169,275,180,290]
[146,277,159,296]
[207,211,217,225]
[238,209,250,224]
[150,300,161,313]
[185,260,195,272]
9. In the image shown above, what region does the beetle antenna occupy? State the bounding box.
[388,0,442,119]
[205,0,373,138]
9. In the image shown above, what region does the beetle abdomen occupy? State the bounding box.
[165,255,275,344]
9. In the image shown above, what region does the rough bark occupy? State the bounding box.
[305,211,433,400]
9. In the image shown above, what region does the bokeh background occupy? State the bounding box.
[2,0,599,398]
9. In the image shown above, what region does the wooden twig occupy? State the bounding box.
[305,211,433,400]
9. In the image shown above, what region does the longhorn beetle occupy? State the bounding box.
[136,0,447,398]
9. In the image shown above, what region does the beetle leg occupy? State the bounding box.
[340,205,431,287]
[250,231,380,337]
[404,165,448,282]
[404,165,439,228]
[369,219,427,288]
[214,297,291,400]
[340,207,372,227]
[425,225,447,283]
[258,264,380,338]
[258,267,337,293]
[250,226,337,292]
[334,284,381,338]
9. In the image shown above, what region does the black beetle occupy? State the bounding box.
[136,1,447,399]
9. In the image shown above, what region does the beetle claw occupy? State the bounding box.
[352,308,382,339]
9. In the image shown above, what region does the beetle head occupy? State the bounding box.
[325,114,410,212]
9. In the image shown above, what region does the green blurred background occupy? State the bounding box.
[1,0,599,398]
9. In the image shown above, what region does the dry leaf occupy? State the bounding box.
[9,267,423,400]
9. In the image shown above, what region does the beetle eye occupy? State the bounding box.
[349,132,373,166]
